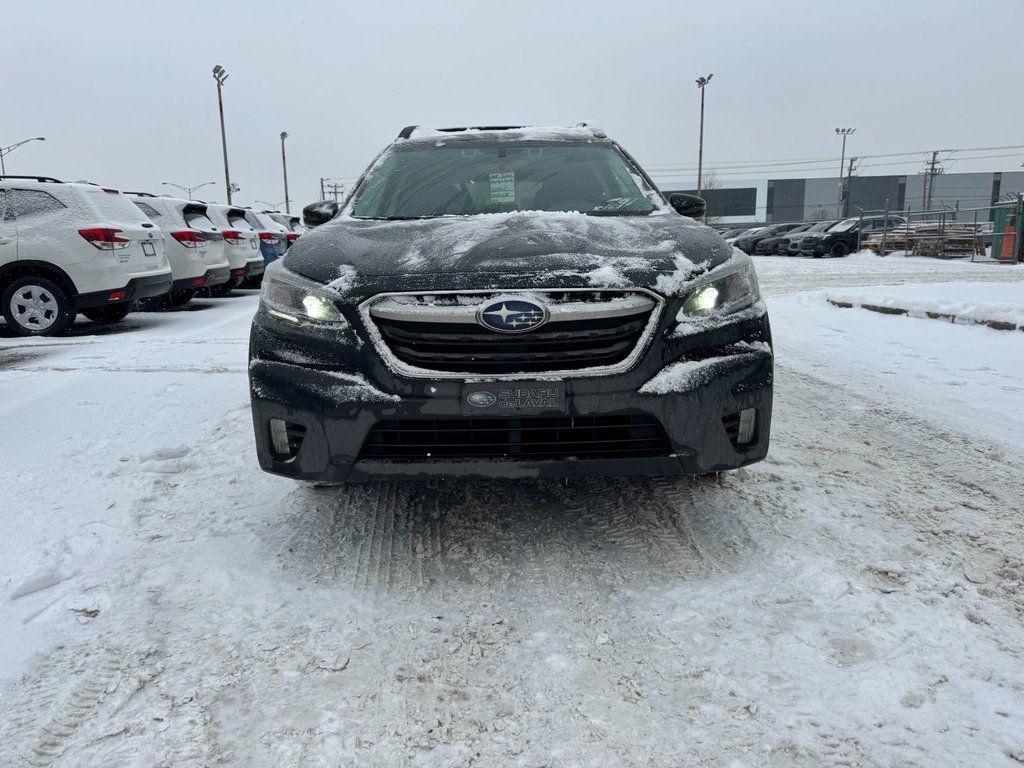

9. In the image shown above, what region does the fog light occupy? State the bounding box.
[269,418,290,455]
[737,408,757,444]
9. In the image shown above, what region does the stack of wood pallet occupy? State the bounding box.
[863,222,981,258]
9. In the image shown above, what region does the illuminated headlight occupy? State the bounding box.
[260,262,345,325]
[678,257,761,319]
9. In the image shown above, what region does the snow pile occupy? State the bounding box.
[823,282,1024,328]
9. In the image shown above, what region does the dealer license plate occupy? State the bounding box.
[141,241,156,257]
[461,382,566,416]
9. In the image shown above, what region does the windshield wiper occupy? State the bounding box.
[586,209,654,217]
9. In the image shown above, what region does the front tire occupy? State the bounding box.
[829,242,848,258]
[82,302,131,324]
[2,276,75,337]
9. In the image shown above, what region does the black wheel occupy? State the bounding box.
[81,302,131,324]
[2,276,75,337]
[168,289,196,307]
[829,241,848,258]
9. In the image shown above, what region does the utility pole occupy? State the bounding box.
[320,177,326,201]
[843,156,858,217]
[695,73,713,198]
[280,131,290,213]
[924,150,944,211]
[325,182,345,202]
[835,128,855,217]
[212,65,233,204]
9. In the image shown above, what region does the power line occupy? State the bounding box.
[642,143,1024,174]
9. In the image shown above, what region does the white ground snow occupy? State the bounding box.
[2,255,1024,767]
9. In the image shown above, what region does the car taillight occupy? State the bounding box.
[222,230,246,244]
[171,231,206,248]
[286,233,299,242]
[79,228,130,250]
[259,232,278,243]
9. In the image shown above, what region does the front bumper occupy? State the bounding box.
[249,306,774,483]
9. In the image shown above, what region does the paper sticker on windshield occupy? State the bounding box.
[489,173,515,204]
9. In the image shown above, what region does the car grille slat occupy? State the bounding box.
[367,290,658,375]
[360,415,672,460]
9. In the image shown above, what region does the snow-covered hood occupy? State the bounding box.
[282,211,733,295]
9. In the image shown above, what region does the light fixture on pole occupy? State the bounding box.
[695,73,713,198]
[280,131,290,214]
[0,136,46,175]
[212,65,233,204]
[835,127,855,217]
[255,200,287,211]
[161,181,215,200]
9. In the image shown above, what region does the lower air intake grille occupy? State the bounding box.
[360,414,671,460]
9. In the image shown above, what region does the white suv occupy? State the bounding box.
[0,176,172,336]
[127,195,231,306]
[205,203,266,294]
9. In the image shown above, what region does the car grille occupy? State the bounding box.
[365,290,660,376]
[359,414,671,460]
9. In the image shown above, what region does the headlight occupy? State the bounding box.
[678,257,760,319]
[260,262,346,325]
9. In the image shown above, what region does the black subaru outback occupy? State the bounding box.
[248,124,773,482]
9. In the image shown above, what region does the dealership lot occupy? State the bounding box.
[1,255,1024,766]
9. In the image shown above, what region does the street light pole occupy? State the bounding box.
[835,127,855,218]
[162,181,215,200]
[0,136,46,175]
[255,200,286,211]
[280,131,290,214]
[212,65,233,204]
[695,73,713,198]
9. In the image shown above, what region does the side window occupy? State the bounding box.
[134,202,162,220]
[0,189,9,221]
[10,189,66,220]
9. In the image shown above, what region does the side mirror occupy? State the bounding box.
[669,192,706,218]
[303,200,339,228]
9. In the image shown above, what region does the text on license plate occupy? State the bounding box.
[461,383,566,416]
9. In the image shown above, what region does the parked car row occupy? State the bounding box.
[723,215,908,258]
[0,174,304,336]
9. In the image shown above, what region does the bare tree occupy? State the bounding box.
[700,170,723,225]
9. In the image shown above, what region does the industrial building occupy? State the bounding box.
[660,170,1024,226]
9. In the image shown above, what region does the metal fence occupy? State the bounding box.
[854,194,1023,263]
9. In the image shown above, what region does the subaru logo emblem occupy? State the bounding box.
[477,296,549,334]
[466,391,497,408]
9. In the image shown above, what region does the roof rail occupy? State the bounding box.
[122,191,156,197]
[436,125,527,133]
[398,124,608,139]
[0,175,63,183]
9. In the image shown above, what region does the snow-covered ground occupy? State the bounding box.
[2,255,1024,767]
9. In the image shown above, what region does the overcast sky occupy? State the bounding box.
[4,0,1023,208]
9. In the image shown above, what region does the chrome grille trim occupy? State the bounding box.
[359,287,665,380]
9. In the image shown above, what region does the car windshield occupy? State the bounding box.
[350,142,658,219]
[805,220,838,233]
[830,218,860,232]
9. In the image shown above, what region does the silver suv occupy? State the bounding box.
[0,176,172,335]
